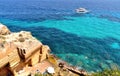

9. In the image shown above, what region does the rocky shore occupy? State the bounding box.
[0,23,87,76]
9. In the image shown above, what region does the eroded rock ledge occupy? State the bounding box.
[0,23,87,76]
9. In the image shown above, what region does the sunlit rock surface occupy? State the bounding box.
[0,24,87,76]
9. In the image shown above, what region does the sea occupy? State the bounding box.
[0,0,120,72]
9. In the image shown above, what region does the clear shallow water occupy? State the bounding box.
[0,0,120,72]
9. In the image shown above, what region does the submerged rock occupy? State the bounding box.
[110,42,120,49]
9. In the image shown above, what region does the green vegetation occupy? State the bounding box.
[91,69,120,76]
[34,73,42,76]
[48,55,57,66]
[90,68,120,76]
[34,73,53,76]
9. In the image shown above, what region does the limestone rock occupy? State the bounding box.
[0,24,51,76]
[0,23,11,35]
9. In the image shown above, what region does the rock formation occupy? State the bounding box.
[0,23,10,35]
[0,24,87,76]
[0,24,50,76]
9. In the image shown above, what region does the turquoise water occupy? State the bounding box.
[0,0,120,72]
[31,16,120,39]
[111,42,120,49]
[1,16,120,39]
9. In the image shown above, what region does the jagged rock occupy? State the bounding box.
[0,23,11,35]
[0,24,87,76]
[0,24,51,76]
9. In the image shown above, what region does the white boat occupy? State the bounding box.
[76,8,89,13]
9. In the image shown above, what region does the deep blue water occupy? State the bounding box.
[0,0,120,72]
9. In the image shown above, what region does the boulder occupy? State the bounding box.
[0,23,11,35]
